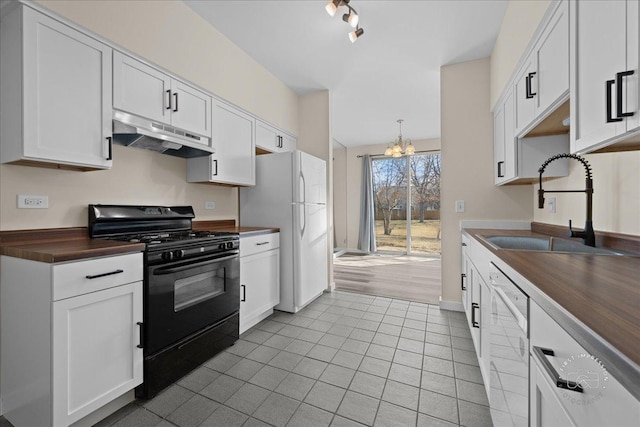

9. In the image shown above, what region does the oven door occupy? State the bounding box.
[145,251,239,355]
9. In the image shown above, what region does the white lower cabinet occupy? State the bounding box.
[529,300,640,427]
[239,233,280,334]
[1,253,143,427]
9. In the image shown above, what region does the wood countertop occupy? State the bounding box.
[0,227,144,263]
[464,228,640,398]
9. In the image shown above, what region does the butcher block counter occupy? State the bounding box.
[463,225,640,399]
[0,227,144,263]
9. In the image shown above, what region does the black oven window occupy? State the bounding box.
[174,268,225,312]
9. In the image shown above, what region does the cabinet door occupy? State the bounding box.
[240,249,280,333]
[211,100,255,186]
[52,282,143,426]
[503,90,516,181]
[279,134,297,153]
[478,277,491,384]
[493,102,506,185]
[113,51,171,124]
[536,0,569,115]
[469,264,481,354]
[170,80,212,139]
[573,0,628,152]
[22,7,112,168]
[255,120,279,152]
[530,357,577,427]
[514,56,537,134]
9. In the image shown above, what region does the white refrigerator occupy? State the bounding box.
[240,151,328,313]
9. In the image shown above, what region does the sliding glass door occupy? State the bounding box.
[372,153,440,255]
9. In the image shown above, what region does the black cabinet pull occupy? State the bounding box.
[212,159,218,176]
[616,70,635,118]
[166,89,172,110]
[241,284,246,302]
[173,92,179,112]
[461,273,467,291]
[606,79,623,123]
[497,161,504,178]
[137,322,144,349]
[527,72,537,98]
[85,269,123,279]
[106,136,113,161]
[533,346,584,393]
[471,303,479,328]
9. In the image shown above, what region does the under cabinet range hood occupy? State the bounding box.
[112,111,214,158]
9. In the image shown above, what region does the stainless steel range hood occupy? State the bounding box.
[112,111,214,158]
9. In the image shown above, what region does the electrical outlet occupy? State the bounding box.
[205,201,216,210]
[547,197,556,213]
[455,200,465,213]
[18,195,48,209]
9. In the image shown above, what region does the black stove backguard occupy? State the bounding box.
[88,204,195,238]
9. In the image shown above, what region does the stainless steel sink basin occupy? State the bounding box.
[480,235,623,256]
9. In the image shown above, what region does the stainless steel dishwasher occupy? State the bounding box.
[488,262,529,427]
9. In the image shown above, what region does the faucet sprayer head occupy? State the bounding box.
[538,189,545,209]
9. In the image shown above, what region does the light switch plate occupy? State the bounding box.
[455,200,465,213]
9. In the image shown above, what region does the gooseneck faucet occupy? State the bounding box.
[538,153,595,247]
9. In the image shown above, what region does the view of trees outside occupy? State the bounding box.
[372,153,441,254]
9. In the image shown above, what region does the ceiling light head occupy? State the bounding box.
[349,27,364,43]
[325,0,342,17]
[342,8,359,28]
[404,142,415,155]
[384,146,393,156]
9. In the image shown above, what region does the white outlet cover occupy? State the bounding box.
[205,201,216,210]
[17,194,48,209]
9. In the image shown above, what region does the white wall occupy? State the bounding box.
[335,138,441,250]
[490,0,551,109]
[297,90,334,287]
[440,58,532,306]
[333,142,347,248]
[533,152,640,235]
[0,0,299,231]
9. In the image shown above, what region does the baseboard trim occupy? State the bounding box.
[439,297,464,312]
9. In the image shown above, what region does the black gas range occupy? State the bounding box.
[89,205,240,398]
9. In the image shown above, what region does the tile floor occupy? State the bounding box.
[2,291,494,427]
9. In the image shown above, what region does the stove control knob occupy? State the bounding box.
[174,249,186,259]
[162,251,174,261]
[219,243,226,250]
[226,242,234,249]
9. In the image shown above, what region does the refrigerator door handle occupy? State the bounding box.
[299,171,306,204]
[300,203,306,238]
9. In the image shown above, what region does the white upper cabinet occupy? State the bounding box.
[113,51,170,124]
[571,0,640,153]
[494,89,517,184]
[0,5,113,170]
[256,120,296,153]
[113,51,212,141]
[515,0,569,137]
[187,99,255,186]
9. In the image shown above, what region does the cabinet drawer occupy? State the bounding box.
[530,301,639,426]
[240,233,280,257]
[53,253,143,301]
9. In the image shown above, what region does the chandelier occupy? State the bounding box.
[384,119,415,158]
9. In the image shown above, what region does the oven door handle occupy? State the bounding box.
[153,253,238,275]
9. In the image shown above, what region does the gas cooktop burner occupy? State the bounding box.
[109,230,236,246]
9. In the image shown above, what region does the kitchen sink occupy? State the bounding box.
[480,235,624,256]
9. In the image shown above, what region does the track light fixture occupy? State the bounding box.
[349,27,364,43]
[325,0,364,43]
[325,0,342,17]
